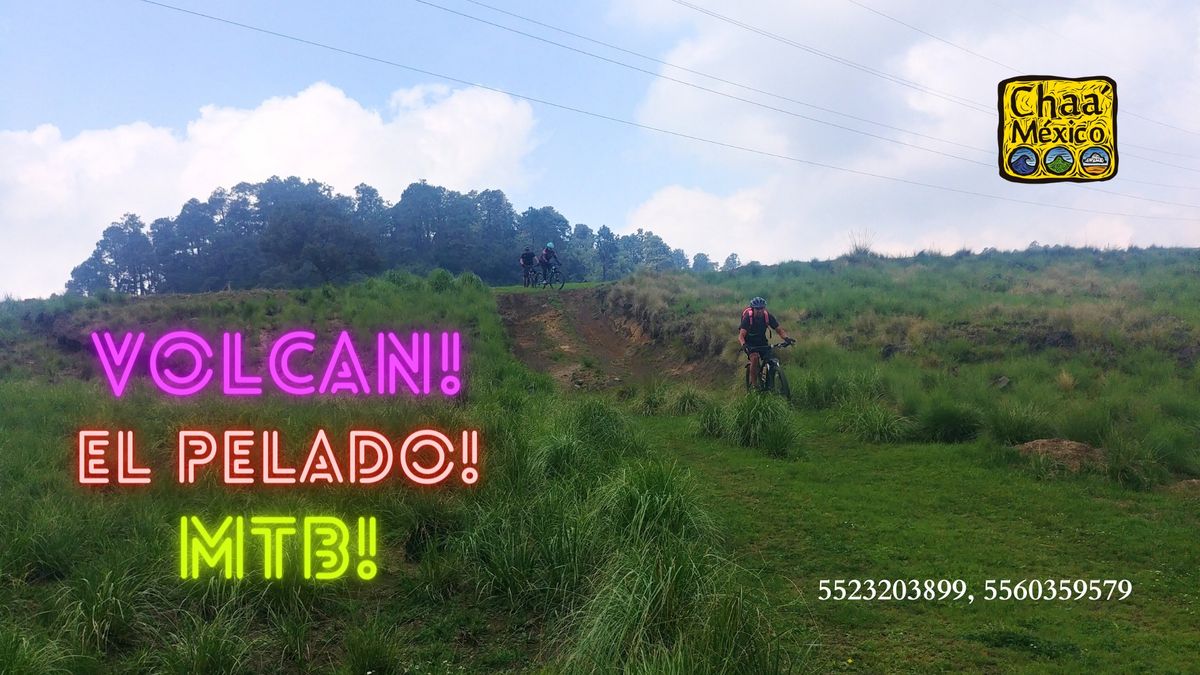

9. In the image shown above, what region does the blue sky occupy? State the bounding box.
[3,0,1200,298]
[0,0,698,224]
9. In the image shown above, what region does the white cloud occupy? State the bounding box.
[621,0,1200,262]
[0,82,536,299]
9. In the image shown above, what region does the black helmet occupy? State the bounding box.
[523,246,531,252]
[749,296,766,309]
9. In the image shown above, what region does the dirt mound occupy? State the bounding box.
[1016,439,1105,472]
[495,288,730,390]
[1166,479,1200,497]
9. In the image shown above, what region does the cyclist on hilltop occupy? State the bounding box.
[739,296,793,387]
[537,242,560,285]
[519,246,537,284]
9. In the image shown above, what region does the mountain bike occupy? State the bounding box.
[521,266,536,288]
[744,340,794,399]
[532,264,566,290]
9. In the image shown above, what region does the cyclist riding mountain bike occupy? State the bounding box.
[538,242,559,284]
[519,246,537,283]
[739,296,793,386]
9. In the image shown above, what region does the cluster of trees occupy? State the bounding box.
[66,176,742,296]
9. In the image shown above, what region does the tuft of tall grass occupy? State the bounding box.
[729,394,787,447]
[985,402,1054,445]
[156,608,256,675]
[729,394,800,458]
[559,544,784,674]
[341,618,403,675]
[457,485,598,612]
[591,462,716,545]
[1056,403,1120,447]
[54,570,148,655]
[834,400,915,443]
[1105,434,1170,490]
[0,626,74,675]
[1056,369,1077,392]
[402,492,467,563]
[917,398,983,443]
[634,383,669,416]
[670,387,708,415]
[563,399,646,458]
[695,401,728,439]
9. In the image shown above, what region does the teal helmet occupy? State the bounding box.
[545,242,555,249]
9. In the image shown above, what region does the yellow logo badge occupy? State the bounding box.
[997,75,1117,183]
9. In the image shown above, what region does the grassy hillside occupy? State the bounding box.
[602,247,1200,487]
[0,271,783,673]
[2,248,1199,672]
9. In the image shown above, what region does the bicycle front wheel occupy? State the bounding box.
[551,270,565,290]
[773,366,790,400]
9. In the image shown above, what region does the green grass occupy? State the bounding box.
[5,248,1200,671]
[0,274,780,673]
[638,413,1200,672]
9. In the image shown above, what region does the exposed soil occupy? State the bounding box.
[1165,479,1200,497]
[495,288,730,390]
[1016,439,1106,472]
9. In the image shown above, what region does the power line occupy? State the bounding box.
[841,0,1200,141]
[1121,177,1200,192]
[131,0,1197,222]
[843,0,1015,73]
[462,0,1199,191]
[461,0,986,154]
[668,0,994,115]
[676,0,1200,176]
[1125,151,1200,175]
[1123,142,1200,160]
[410,0,987,166]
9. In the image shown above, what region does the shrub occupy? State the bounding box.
[428,268,455,292]
[456,271,486,290]
[918,398,983,443]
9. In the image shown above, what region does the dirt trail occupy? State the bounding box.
[496,288,729,390]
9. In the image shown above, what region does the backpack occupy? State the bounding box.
[741,307,771,336]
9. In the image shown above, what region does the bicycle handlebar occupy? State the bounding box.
[744,340,793,353]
